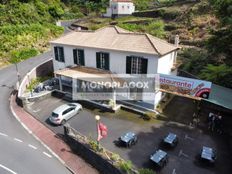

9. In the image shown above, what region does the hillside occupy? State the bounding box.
[0,0,231,88]
[0,0,84,67]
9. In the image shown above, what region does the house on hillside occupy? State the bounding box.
[103,0,135,18]
[50,26,179,112]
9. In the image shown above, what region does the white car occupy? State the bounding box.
[49,103,82,125]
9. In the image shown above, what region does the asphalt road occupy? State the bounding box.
[0,52,71,174]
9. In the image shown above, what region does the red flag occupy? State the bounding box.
[97,122,108,141]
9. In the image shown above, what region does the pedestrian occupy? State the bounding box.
[208,112,214,130]
[211,114,216,132]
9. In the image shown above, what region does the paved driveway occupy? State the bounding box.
[27,96,232,174]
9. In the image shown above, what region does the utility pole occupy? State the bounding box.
[14,63,21,90]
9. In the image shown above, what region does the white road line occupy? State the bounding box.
[43,152,52,158]
[13,138,23,143]
[28,144,37,150]
[172,168,176,174]
[0,164,17,174]
[0,132,8,137]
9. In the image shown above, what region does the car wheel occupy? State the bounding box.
[61,119,66,125]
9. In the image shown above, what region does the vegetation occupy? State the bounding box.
[139,168,156,174]
[1,0,232,88]
[179,0,232,88]
[0,0,83,65]
[118,160,133,174]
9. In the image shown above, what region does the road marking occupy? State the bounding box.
[28,144,37,150]
[13,138,23,143]
[179,150,189,158]
[172,168,176,174]
[0,132,8,137]
[184,134,194,141]
[0,164,17,174]
[43,152,52,158]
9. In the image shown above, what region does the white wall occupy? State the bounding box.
[51,44,159,74]
[157,52,176,75]
[114,2,135,15]
[104,2,135,16]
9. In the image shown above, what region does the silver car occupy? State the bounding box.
[49,103,82,125]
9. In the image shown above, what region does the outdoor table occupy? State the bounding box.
[150,149,168,167]
[119,132,137,147]
[163,133,178,147]
[201,146,216,163]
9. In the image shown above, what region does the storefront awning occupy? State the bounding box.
[54,66,124,87]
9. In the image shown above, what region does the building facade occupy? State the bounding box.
[104,0,135,17]
[50,26,179,111]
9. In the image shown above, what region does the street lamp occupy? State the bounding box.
[95,115,100,149]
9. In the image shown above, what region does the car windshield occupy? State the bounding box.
[52,112,59,118]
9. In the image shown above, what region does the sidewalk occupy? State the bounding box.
[10,94,99,174]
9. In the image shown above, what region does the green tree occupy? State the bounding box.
[208,0,232,65]
[200,64,232,88]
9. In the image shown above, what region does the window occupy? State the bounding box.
[54,46,65,62]
[96,52,110,70]
[126,56,148,74]
[73,49,85,66]
[62,108,73,115]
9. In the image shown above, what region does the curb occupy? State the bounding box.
[9,94,76,174]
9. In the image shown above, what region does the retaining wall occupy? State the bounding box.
[17,59,53,106]
[64,125,136,174]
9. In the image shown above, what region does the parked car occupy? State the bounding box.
[49,103,82,125]
[162,133,178,147]
[119,132,138,147]
[150,149,168,168]
[200,146,216,164]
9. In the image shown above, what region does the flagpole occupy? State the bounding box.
[95,115,100,150]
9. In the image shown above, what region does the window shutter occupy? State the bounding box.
[73,49,78,64]
[141,58,148,74]
[126,56,132,74]
[60,47,65,62]
[105,53,110,70]
[96,52,101,69]
[54,47,58,60]
[79,50,85,66]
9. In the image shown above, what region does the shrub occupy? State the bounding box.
[145,20,165,38]
[10,48,39,63]
[89,139,99,152]
[118,23,142,32]
[119,160,133,173]
[110,153,120,162]
[143,112,155,120]
[139,168,156,174]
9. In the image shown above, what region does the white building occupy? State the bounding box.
[50,26,179,111]
[103,0,135,18]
